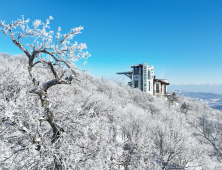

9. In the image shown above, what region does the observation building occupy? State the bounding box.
[116,63,169,96]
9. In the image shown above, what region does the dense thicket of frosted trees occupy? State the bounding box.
[1,53,222,170]
[1,16,222,170]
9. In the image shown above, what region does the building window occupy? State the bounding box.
[149,81,150,91]
[134,80,138,88]
[148,70,151,79]
[156,84,159,93]
[134,67,139,74]
[164,85,166,94]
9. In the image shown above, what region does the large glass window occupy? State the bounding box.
[149,81,150,91]
[148,70,151,79]
[156,84,159,93]
[134,67,139,74]
[134,80,138,88]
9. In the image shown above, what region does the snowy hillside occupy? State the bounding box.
[169,90,222,110]
[1,54,222,170]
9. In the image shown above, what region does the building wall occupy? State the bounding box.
[162,84,165,95]
[147,65,154,95]
[143,63,147,92]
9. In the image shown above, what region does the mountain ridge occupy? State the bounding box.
[1,54,222,169]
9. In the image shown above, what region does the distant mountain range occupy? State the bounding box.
[169,90,222,110]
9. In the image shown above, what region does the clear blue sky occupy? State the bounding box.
[1,0,222,88]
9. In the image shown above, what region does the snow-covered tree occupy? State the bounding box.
[166,92,178,109]
[180,102,192,114]
[0,16,90,169]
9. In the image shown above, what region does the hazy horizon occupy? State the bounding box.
[168,84,222,95]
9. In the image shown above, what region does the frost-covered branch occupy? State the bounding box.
[0,15,90,87]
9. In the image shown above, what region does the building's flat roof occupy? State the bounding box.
[131,64,143,68]
[131,64,154,68]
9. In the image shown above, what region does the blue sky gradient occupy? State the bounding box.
[1,0,222,91]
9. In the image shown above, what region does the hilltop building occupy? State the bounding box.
[116,63,169,96]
